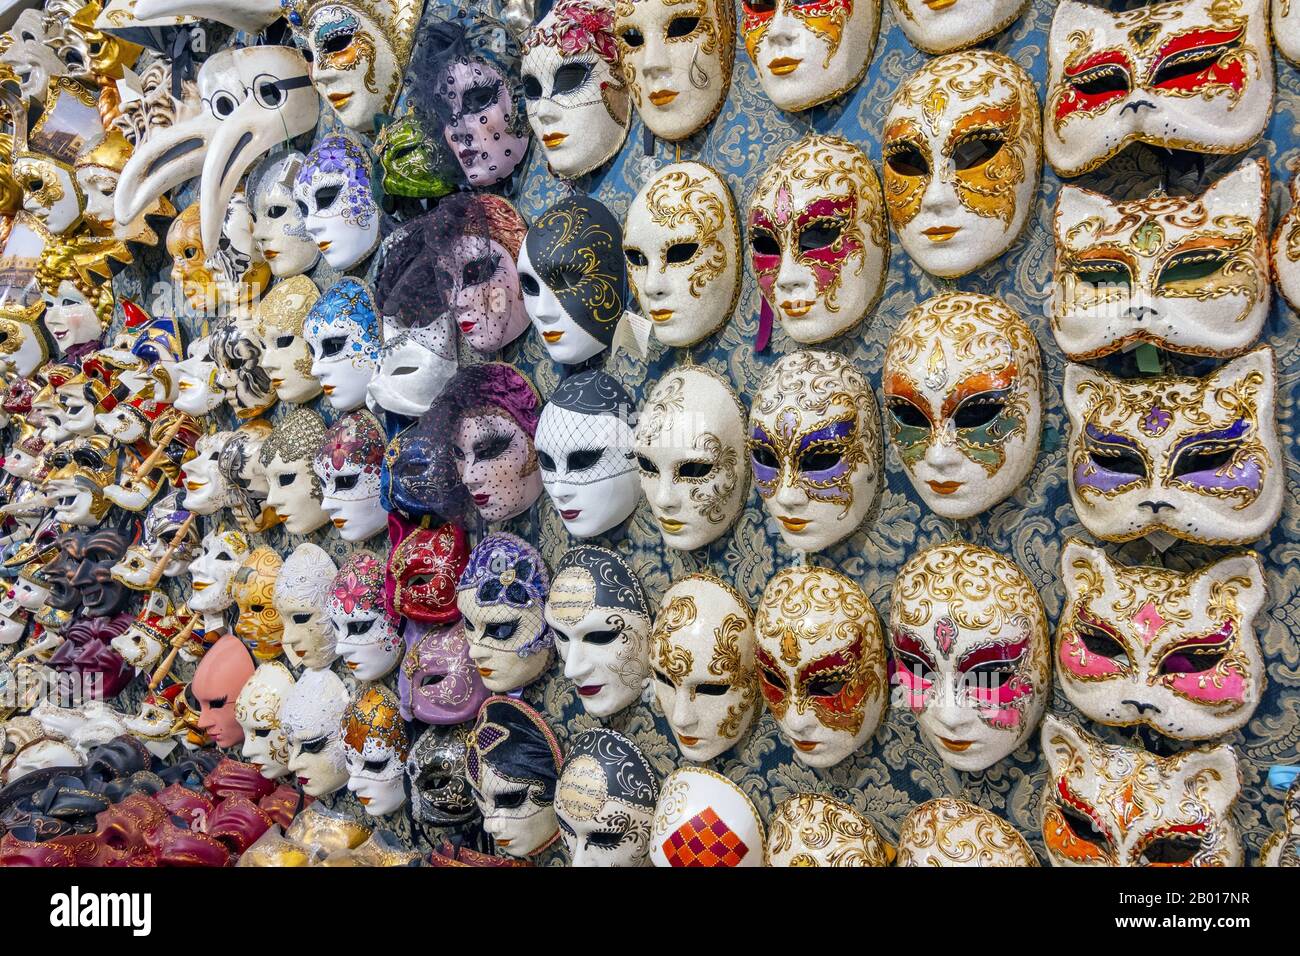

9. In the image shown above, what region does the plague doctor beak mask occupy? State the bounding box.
[235,661,295,779]
[766,793,894,867]
[134,0,284,34]
[895,797,1037,866]
[115,45,320,255]
[557,728,659,867]
[342,684,410,817]
[273,542,338,670]
[650,766,764,867]
[888,0,1028,55]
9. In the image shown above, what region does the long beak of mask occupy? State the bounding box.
[133,0,284,35]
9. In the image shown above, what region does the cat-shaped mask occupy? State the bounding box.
[1064,347,1282,546]
[1057,539,1266,740]
[1053,159,1269,360]
[1045,0,1272,177]
[1040,715,1242,867]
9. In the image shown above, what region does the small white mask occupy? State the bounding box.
[312,409,388,542]
[187,528,252,614]
[235,662,295,780]
[174,337,226,417]
[326,551,402,680]
[888,0,1028,55]
[273,542,338,670]
[180,431,237,515]
[249,153,322,278]
[41,281,103,356]
[255,276,323,404]
[741,0,879,112]
[650,767,764,867]
[0,10,65,107]
[259,407,330,536]
[282,666,351,798]
[367,316,457,418]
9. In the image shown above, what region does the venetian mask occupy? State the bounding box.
[750,350,882,552]
[293,133,380,271]
[282,666,351,797]
[259,407,329,535]
[884,292,1043,519]
[748,133,888,344]
[72,130,131,236]
[217,420,279,533]
[303,278,382,412]
[756,566,887,767]
[521,0,629,178]
[45,438,119,527]
[888,0,1026,54]
[235,662,295,779]
[110,594,180,672]
[545,545,652,718]
[1045,0,1272,178]
[40,279,106,357]
[398,620,488,725]
[457,531,553,693]
[45,525,132,617]
[1064,347,1282,545]
[1040,715,1242,866]
[884,51,1041,278]
[341,684,409,817]
[110,492,198,588]
[388,522,469,625]
[895,797,1038,866]
[166,204,219,312]
[465,695,563,858]
[368,318,458,418]
[133,0,283,32]
[405,724,478,826]
[766,794,893,866]
[535,370,639,538]
[273,542,338,670]
[191,633,256,748]
[650,572,757,761]
[0,314,49,378]
[187,527,251,615]
[247,154,320,279]
[210,318,276,420]
[173,337,225,416]
[519,194,627,365]
[438,194,530,355]
[1057,539,1266,741]
[741,0,879,112]
[649,766,764,867]
[556,728,658,867]
[0,10,64,107]
[1279,0,1300,63]
[327,551,402,680]
[108,51,193,149]
[1272,169,1300,314]
[312,409,387,542]
[890,541,1051,772]
[1055,159,1269,360]
[634,364,747,550]
[624,161,739,348]
[14,81,104,236]
[230,547,284,662]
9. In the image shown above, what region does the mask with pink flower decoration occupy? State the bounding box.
[312,409,387,543]
[326,550,402,681]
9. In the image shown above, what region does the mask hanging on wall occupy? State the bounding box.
[1064,347,1282,545]
[521,0,629,178]
[247,153,321,279]
[282,666,351,798]
[405,724,478,827]
[73,129,169,245]
[191,633,256,749]
[1271,168,1300,314]
[235,661,295,780]
[650,766,764,867]
[884,292,1043,519]
[109,594,180,671]
[303,278,382,412]
[327,551,402,680]
[273,542,338,670]
[312,409,387,542]
[341,684,410,817]
[259,407,329,536]
[634,364,747,550]
[535,369,639,538]
[45,437,119,526]
[748,133,888,345]
[253,276,321,405]
[888,0,1028,55]
[557,727,658,867]
[133,0,283,33]
[766,793,893,867]
[293,133,382,271]
[217,420,280,533]
[457,531,552,693]
[210,318,277,420]
[545,545,652,718]
[0,10,65,107]
[187,527,251,616]
[1278,0,1300,64]
[173,337,225,416]
[37,236,123,361]
[741,0,879,112]
[398,620,487,725]
[13,80,104,236]
[207,192,273,312]
[388,522,468,625]
[895,797,1037,866]
[230,546,284,662]
[166,203,220,312]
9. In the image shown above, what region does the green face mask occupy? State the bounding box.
[376,114,458,200]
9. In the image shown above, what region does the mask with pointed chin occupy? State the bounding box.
[248,153,321,279]
[253,275,322,404]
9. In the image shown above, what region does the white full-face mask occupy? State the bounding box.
[650,767,765,867]
[41,281,103,356]
[624,161,740,347]
[748,134,888,345]
[327,551,402,680]
[741,0,879,112]
[293,133,381,271]
[174,337,226,416]
[884,292,1043,520]
[614,0,734,141]
[282,666,351,798]
[556,728,659,867]
[1272,168,1300,314]
[187,528,251,614]
[1045,0,1272,178]
[304,278,383,412]
[888,0,1028,55]
[766,793,894,866]
[1065,347,1282,545]
[255,276,323,405]
[634,365,748,550]
[179,431,237,515]
[273,542,338,670]
[312,409,388,542]
[55,382,98,437]
[0,316,50,378]
[521,0,630,178]
[535,370,639,538]
[545,545,652,719]
[249,153,321,278]
[0,10,65,107]
[650,572,757,761]
[1057,539,1266,741]
[895,797,1038,866]
[458,532,554,694]
[750,350,881,552]
[13,574,53,612]
[341,684,409,817]
[891,542,1051,772]
[366,316,457,418]
[884,51,1041,279]
[1056,160,1269,360]
[756,566,887,768]
[259,409,329,536]
[235,662,295,780]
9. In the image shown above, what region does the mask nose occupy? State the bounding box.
[641,33,672,82]
[670,691,695,732]
[1139,500,1174,514]
[1123,699,1162,715]
[562,641,588,681]
[765,11,801,48]
[775,255,810,299]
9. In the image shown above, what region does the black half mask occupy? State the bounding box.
[404,724,478,826]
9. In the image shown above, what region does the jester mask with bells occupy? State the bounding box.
[750,350,881,552]
[341,683,410,817]
[12,79,104,236]
[556,728,659,867]
[756,566,886,768]
[884,293,1042,520]
[1065,347,1282,546]
[748,133,888,346]
[650,766,765,867]
[890,542,1051,773]
[115,45,320,257]
[246,153,319,280]
[624,161,740,348]
[284,0,424,133]
[522,0,629,179]
[1057,539,1266,741]
[634,365,747,551]
[1045,0,1272,178]
[0,9,65,107]
[883,51,1041,279]
[1055,159,1269,361]
[765,793,894,867]
[895,797,1037,867]
[259,407,329,536]
[235,661,295,780]
[650,572,758,762]
[888,0,1027,55]
[1040,715,1242,866]
[740,0,878,112]
[254,276,321,405]
[614,0,734,142]
[545,545,652,719]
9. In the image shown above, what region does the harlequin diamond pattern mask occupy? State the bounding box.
[1045,0,1272,178]
[650,767,764,867]
[1054,159,1269,360]
[1064,346,1282,545]
[740,0,879,112]
[1057,539,1266,741]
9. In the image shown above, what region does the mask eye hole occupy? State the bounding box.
[798,221,843,253]
[750,230,781,258]
[333,473,359,492]
[274,334,295,348]
[583,630,620,646]
[254,78,284,109]
[522,73,542,99]
[1074,258,1132,291]
[314,185,341,210]
[345,619,372,637]
[665,241,698,264]
[1158,249,1230,288]
[1074,615,1130,667]
[363,757,388,773]
[745,0,776,13]
[459,81,500,114]
[518,272,540,297]
[951,131,1005,171]
[277,473,295,487]
[1158,638,1229,676]
[1087,442,1147,479]
[493,788,528,810]
[887,397,931,430]
[210,90,239,118]
[461,254,499,287]
[652,668,674,687]
[798,448,842,473]
[636,454,659,475]
[666,16,700,39]
[319,336,346,358]
[1068,63,1131,98]
[1139,835,1202,866]
[806,676,845,698]
[567,448,603,471]
[676,460,712,480]
[759,665,788,693]
[624,247,647,268]
[618,27,644,48]
[885,143,929,178]
[549,266,584,291]
[300,736,327,754]
[266,205,287,219]
[1058,801,1110,851]
[290,613,311,625]
[536,449,556,472]
[295,200,310,218]
[694,682,729,697]
[952,394,1006,430]
[419,673,446,687]
[552,62,593,96]
[484,620,518,641]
